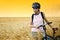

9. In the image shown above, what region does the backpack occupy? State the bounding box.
[31,12,44,23]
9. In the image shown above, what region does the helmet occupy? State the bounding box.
[32,2,40,9]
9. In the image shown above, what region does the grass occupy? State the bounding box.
[0,17,60,40]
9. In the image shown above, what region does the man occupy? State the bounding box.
[30,2,52,40]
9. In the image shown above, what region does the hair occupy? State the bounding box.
[32,2,41,9]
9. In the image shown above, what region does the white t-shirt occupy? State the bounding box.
[31,13,44,32]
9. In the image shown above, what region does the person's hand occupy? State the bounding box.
[47,22,52,25]
[30,25,36,28]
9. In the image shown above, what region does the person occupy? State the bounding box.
[30,2,52,40]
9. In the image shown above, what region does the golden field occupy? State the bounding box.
[0,17,60,40]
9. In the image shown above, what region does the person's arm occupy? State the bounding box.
[43,13,52,28]
[30,16,36,28]
[30,21,36,28]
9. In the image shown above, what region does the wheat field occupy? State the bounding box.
[0,17,60,40]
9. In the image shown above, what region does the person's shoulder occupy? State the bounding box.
[41,11,45,15]
[32,13,35,15]
[41,11,44,14]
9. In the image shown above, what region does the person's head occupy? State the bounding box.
[32,2,41,13]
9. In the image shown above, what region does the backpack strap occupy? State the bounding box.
[41,12,44,20]
[41,12,45,25]
[31,14,35,23]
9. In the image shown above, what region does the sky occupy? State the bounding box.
[0,0,60,17]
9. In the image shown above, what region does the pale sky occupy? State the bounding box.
[0,0,60,17]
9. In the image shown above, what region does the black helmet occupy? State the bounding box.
[32,2,40,9]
